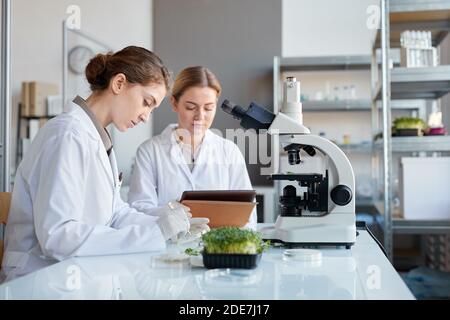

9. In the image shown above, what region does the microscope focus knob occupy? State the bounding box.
[331,185,352,206]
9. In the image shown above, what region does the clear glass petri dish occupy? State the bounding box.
[150,253,191,270]
[203,268,262,286]
[282,249,322,262]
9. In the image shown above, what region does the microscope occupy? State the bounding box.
[222,77,356,248]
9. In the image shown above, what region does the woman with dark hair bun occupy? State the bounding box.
[1,46,194,282]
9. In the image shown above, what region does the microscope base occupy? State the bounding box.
[260,214,356,248]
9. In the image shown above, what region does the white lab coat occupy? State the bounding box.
[1,101,165,282]
[128,124,257,230]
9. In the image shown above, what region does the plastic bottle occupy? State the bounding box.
[342,85,349,101]
[333,86,340,101]
[413,31,419,47]
[325,81,331,100]
[404,31,410,47]
[420,31,426,48]
[350,85,357,100]
[343,134,351,145]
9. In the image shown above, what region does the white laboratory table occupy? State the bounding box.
[0,224,414,300]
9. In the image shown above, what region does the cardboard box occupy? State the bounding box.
[21,82,30,117]
[181,200,256,228]
[401,157,450,220]
[28,82,59,116]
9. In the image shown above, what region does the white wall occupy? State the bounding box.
[282,0,378,57]
[11,0,153,184]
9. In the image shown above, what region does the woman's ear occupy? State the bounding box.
[170,96,178,112]
[111,73,127,94]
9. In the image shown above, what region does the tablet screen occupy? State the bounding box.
[179,190,256,202]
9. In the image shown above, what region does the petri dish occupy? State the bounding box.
[150,253,191,269]
[204,268,261,286]
[282,249,322,262]
[189,255,204,268]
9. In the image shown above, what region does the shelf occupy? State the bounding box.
[373,1,450,48]
[337,143,373,152]
[302,99,371,111]
[280,55,372,71]
[389,0,450,13]
[373,66,450,100]
[303,99,426,111]
[393,218,450,234]
[373,201,450,234]
[21,115,55,120]
[385,99,427,110]
[375,135,450,152]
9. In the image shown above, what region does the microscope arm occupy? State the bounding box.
[286,134,355,194]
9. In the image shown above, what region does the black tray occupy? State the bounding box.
[392,128,422,136]
[203,252,262,269]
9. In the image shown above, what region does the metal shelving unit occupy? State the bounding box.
[373,65,450,100]
[337,143,374,152]
[375,135,450,151]
[304,99,426,111]
[302,99,372,111]
[274,55,375,113]
[374,0,450,48]
[279,55,373,71]
[0,0,11,192]
[371,0,450,260]
[393,219,450,234]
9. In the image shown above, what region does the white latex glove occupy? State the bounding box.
[156,208,190,242]
[174,218,210,245]
[148,200,192,219]
[189,217,210,236]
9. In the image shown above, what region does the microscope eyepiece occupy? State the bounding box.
[221,99,236,114]
[221,99,247,120]
[221,99,276,130]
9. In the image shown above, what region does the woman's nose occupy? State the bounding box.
[195,108,205,120]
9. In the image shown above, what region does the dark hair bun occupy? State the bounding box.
[85,53,111,91]
[84,46,170,92]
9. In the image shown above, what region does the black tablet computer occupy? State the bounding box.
[179,190,256,202]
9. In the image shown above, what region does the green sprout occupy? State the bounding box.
[393,117,426,130]
[201,227,269,254]
[184,248,200,256]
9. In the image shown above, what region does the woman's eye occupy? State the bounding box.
[143,100,151,107]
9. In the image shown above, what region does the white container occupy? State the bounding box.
[401,157,450,220]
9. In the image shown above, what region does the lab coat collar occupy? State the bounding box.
[72,95,113,155]
[66,100,115,186]
[160,124,216,187]
[160,123,215,147]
